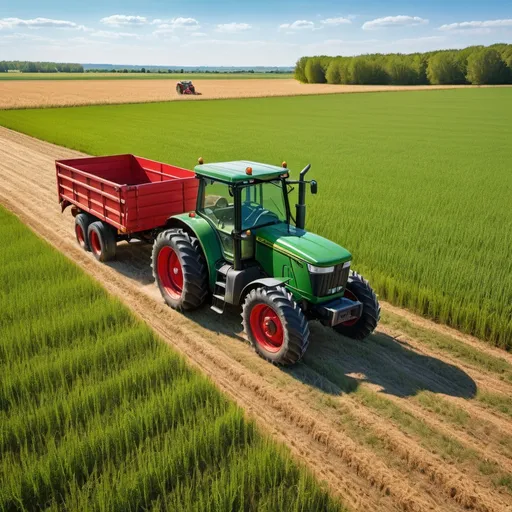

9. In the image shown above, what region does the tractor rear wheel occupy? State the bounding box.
[334,271,380,340]
[176,85,182,95]
[87,221,117,262]
[75,213,93,251]
[242,286,309,365]
[152,229,208,311]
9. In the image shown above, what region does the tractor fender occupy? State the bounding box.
[240,277,289,305]
[164,215,223,290]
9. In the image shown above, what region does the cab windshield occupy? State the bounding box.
[241,181,287,230]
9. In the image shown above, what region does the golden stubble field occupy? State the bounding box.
[0,78,500,109]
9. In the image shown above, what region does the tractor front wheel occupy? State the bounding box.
[334,271,380,340]
[152,229,208,311]
[242,286,309,365]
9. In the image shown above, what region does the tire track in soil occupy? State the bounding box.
[1,126,511,512]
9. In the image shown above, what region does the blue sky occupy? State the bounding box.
[0,1,511,66]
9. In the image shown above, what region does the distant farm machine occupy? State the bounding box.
[56,155,380,365]
[176,81,197,95]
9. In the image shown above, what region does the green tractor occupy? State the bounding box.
[152,160,380,365]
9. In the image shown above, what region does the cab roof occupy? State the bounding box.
[194,160,287,184]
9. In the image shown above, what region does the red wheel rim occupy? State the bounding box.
[342,289,359,326]
[90,229,102,256]
[157,246,183,299]
[75,224,85,248]
[249,304,284,353]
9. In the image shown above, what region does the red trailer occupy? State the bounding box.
[56,154,198,261]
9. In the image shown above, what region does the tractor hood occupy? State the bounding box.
[255,223,351,267]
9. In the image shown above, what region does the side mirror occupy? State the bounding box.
[310,180,318,194]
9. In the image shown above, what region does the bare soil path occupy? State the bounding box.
[1,126,511,511]
[1,79,508,109]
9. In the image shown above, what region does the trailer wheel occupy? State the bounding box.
[152,229,208,311]
[334,271,380,340]
[87,221,117,262]
[242,286,309,365]
[75,213,93,251]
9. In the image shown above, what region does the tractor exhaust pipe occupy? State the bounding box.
[295,164,311,230]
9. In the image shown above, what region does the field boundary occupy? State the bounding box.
[1,78,510,110]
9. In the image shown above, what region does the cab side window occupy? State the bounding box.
[198,180,235,258]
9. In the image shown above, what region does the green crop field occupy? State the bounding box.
[0,88,510,347]
[0,206,341,511]
[0,72,292,81]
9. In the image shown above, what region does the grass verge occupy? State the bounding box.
[0,205,342,511]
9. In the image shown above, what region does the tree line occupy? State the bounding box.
[0,61,84,73]
[295,44,512,86]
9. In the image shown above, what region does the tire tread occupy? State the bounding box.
[151,229,208,311]
[334,270,380,340]
[242,286,309,365]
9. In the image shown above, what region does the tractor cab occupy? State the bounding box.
[195,161,290,263]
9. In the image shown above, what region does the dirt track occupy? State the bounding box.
[1,126,512,511]
[0,79,504,109]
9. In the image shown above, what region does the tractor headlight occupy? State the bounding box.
[307,264,334,274]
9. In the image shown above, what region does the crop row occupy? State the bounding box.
[0,206,341,511]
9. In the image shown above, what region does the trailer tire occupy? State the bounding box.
[242,286,309,365]
[75,213,93,251]
[152,229,208,311]
[333,271,380,340]
[87,221,117,262]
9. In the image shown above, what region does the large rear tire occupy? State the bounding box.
[87,221,117,262]
[75,213,93,251]
[176,84,183,95]
[152,229,208,311]
[333,271,380,340]
[242,286,309,365]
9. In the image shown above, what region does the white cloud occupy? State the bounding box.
[91,30,140,39]
[216,22,252,33]
[191,32,207,37]
[100,15,148,27]
[279,20,315,31]
[153,17,199,35]
[0,17,87,30]
[439,19,512,31]
[320,17,351,26]
[362,15,428,30]
[154,17,199,29]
